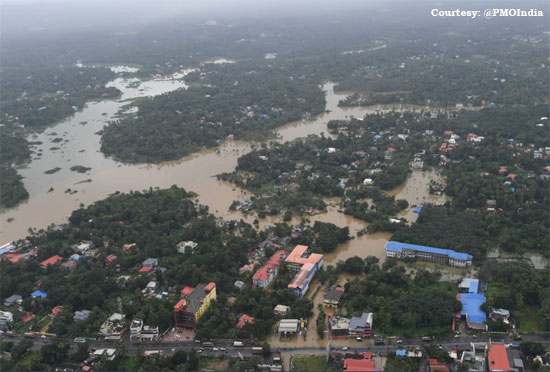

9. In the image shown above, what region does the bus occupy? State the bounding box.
[252,347,263,354]
[202,342,213,347]
[233,341,244,347]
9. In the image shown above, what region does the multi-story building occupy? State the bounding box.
[285,245,324,272]
[348,312,373,338]
[288,263,316,297]
[0,311,13,329]
[174,282,216,328]
[385,241,472,267]
[252,250,288,288]
[98,313,127,340]
[324,286,345,307]
[328,315,350,338]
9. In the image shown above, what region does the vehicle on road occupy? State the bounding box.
[356,337,363,341]
[233,341,244,347]
[202,341,213,347]
[342,347,349,351]
[213,347,218,351]
[220,347,226,351]
[74,337,86,343]
[252,347,263,354]
[396,339,403,344]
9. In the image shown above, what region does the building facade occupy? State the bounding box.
[174,282,216,328]
[385,241,472,267]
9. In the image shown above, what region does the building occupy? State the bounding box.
[428,358,450,372]
[491,308,511,324]
[177,241,198,254]
[236,314,254,328]
[31,290,47,299]
[252,250,288,288]
[324,286,345,307]
[98,313,126,340]
[174,282,216,328]
[4,294,22,307]
[74,310,90,322]
[142,258,158,267]
[140,325,159,341]
[461,342,488,372]
[488,344,510,372]
[385,241,473,267]
[0,311,13,329]
[278,319,300,335]
[349,312,373,338]
[343,352,377,371]
[459,278,479,293]
[234,280,245,291]
[458,293,487,330]
[274,305,290,315]
[40,255,63,268]
[328,315,350,338]
[91,348,118,361]
[288,262,316,297]
[285,245,324,272]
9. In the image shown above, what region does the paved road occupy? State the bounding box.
[3,334,549,356]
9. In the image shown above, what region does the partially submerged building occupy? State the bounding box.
[174,282,216,328]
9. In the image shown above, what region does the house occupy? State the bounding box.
[458,292,487,330]
[491,308,511,324]
[328,315,350,338]
[92,348,118,361]
[31,290,47,298]
[142,258,158,267]
[343,352,376,371]
[174,282,216,328]
[50,305,64,319]
[98,313,126,340]
[177,241,198,254]
[138,266,153,274]
[488,344,511,372]
[252,250,288,288]
[274,305,290,315]
[428,358,449,372]
[4,294,22,307]
[324,286,345,307]
[74,310,90,322]
[348,312,373,338]
[236,314,254,328]
[40,255,63,268]
[0,311,13,329]
[234,280,245,291]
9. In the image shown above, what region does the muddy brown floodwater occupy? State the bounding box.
[1,68,452,348]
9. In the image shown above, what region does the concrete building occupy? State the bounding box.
[174,282,216,328]
[0,311,13,329]
[98,313,126,340]
[4,294,22,307]
[252,250,288,288]
[324,286,345,307]
[278,319,300,335]
[288,262,316,297]
[349,312,373,338]
[385,241,473,267]
[177,241,197,254]
[285,245,324,272]
[328,315,350,338]
[274,305,290,315]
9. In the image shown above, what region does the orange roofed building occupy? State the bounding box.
[40,255,63,268]
[252,250,288,288]
[285,245,324,272]
[174,282,216,328]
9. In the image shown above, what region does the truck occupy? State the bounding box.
[252,347,263,354]
[421,336,433,342]
[202,342,213,347]
[233,341,244,347]
[374,338,385,345]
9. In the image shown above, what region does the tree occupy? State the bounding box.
[261,342,271,357]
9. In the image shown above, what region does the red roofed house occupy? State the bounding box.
[21,311,35,323]
[506,174,517,179]
[343,352,376,371]
[428,358,450,372]
[444,130,454,135]
[41,255,63,268]
[387,147,396,152]
[488,344,510,372]
[236,314,254,328]
[252,250,288,288]
[498,168,507,174]
[50,305,63,319]
[5,253,24,263]
[138,266,153,274]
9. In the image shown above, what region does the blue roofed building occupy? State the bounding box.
[458,293,487,330]
[31,290,47,298]
[385,241,473,267]
[459,278,479,294]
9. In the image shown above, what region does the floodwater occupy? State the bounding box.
[1,67,451,349]
[1,79,436,244]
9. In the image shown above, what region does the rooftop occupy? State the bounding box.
[385,241,473,261]
[40,255,63,267]
[488,344,510,372]
[350,312,373,330]
[288,262,315,289]
[459,293,486,324]
[174,282,215,313]
[252,250,288,282]
[285,245,323,266]
[325,286,345,302]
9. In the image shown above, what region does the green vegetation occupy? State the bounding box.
[44,167,62,174]
[291,355,333,372]
[69,165,92,173]
[100,63,325,163]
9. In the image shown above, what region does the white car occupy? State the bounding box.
[342,347,349,351]
[220,347,226,351]
[213,347,219,351]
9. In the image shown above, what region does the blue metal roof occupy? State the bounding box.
[460,293,486,324]
[385,241,473,261]
[0,245,15,256]
[469,280,479,294]
[413,205,423,213]
[31,290,47,298]
[396,349,406,356]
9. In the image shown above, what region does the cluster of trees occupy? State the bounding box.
[343,265,461,337]
[100,61,325,163]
